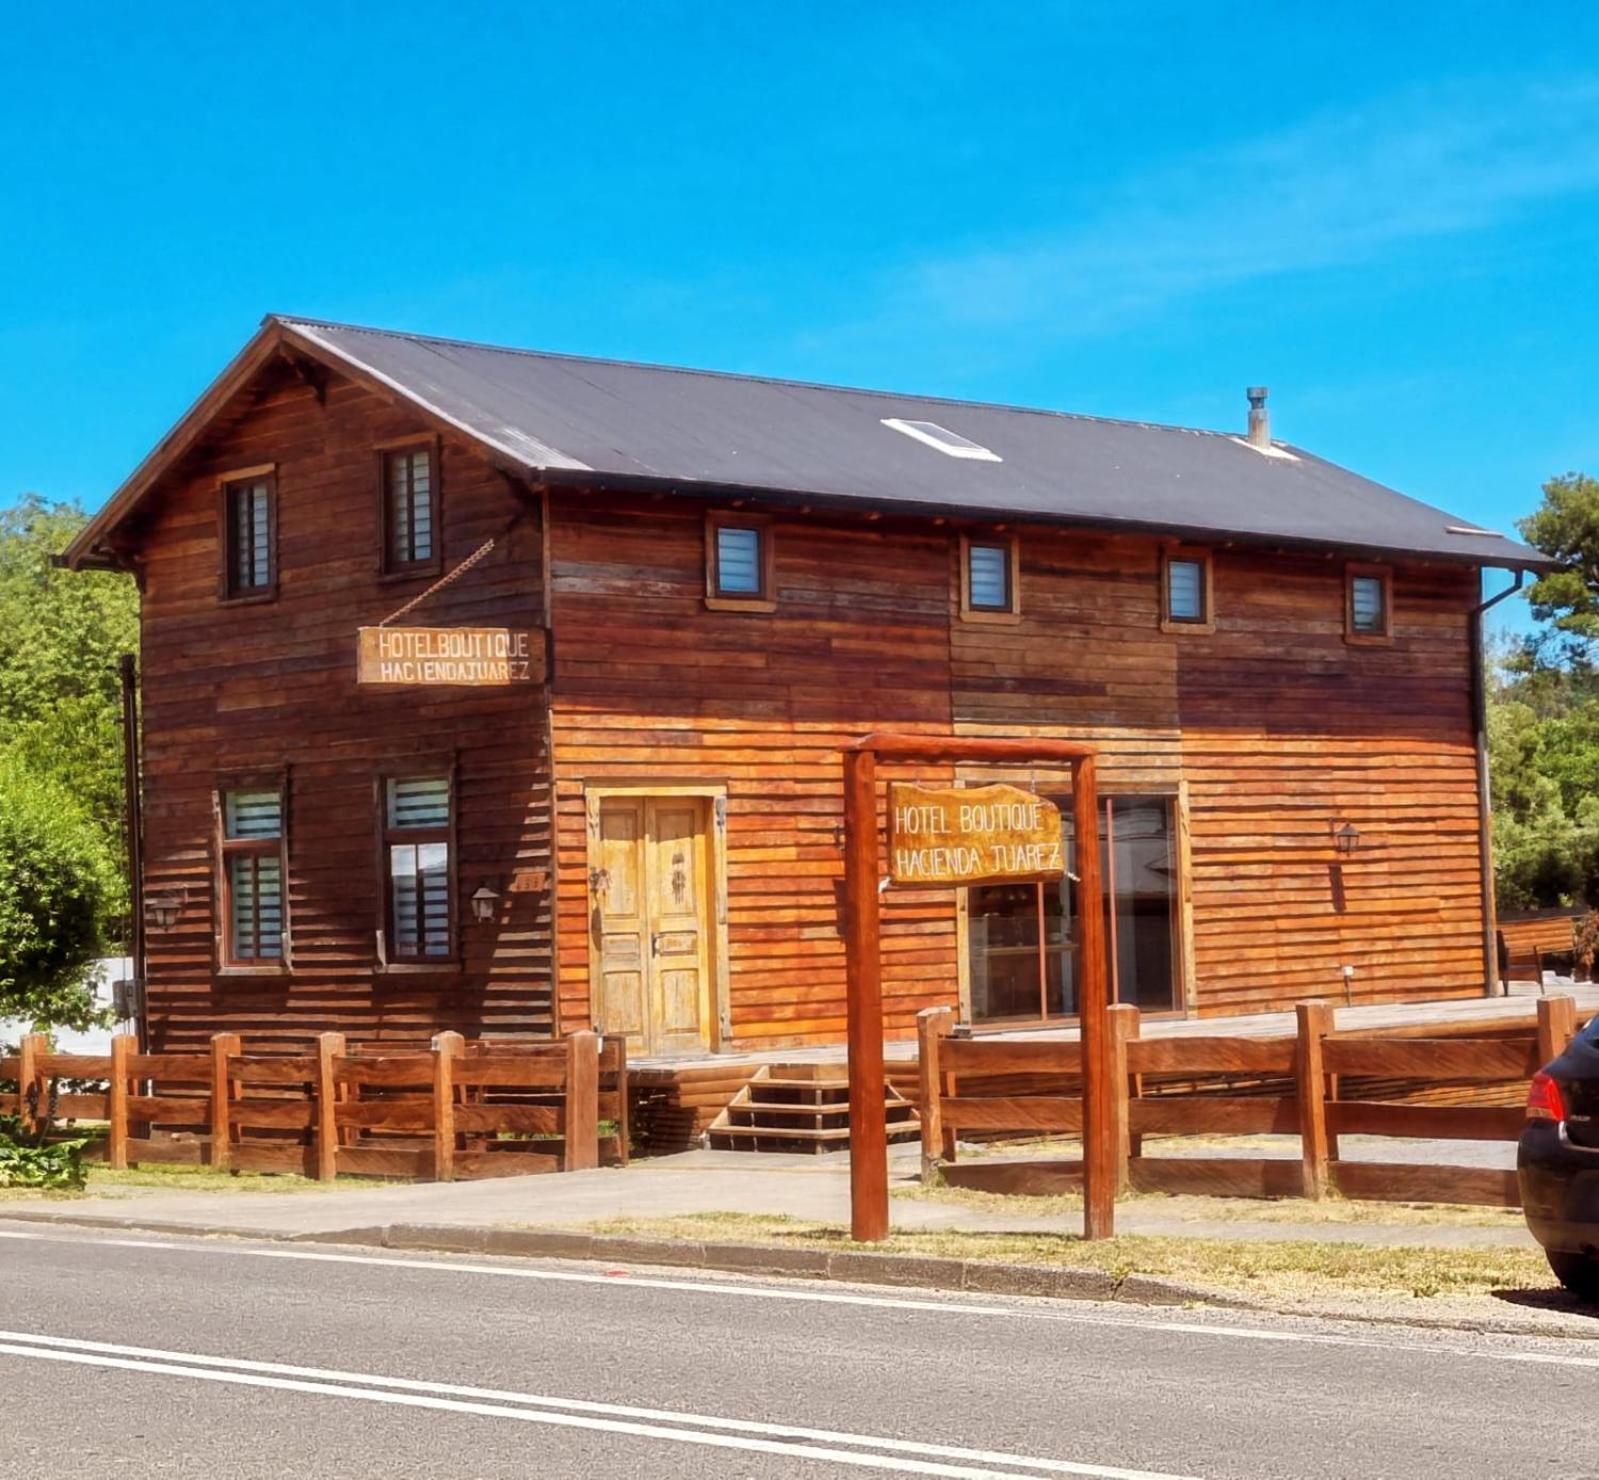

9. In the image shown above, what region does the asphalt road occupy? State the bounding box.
[2,1221,1597,1479]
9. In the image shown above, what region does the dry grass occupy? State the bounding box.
[893,1179,1526,1229]
[588,1211,1552,1302]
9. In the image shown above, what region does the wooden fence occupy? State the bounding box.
[1,1030,627,1182]
[917,997,1581,1208]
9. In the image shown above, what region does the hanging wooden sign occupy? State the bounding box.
[356,627,546,687]
[888,782,1065,887]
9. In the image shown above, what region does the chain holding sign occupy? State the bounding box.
[888,782,1064,887]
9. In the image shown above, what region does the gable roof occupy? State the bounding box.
[63,314,1548,572]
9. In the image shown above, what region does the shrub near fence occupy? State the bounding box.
[3,1030,626,1182]
[917,997,1583,1209]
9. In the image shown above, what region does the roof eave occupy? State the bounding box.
[532,465,1554,574]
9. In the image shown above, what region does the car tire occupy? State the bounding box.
[1547,1251,1599,1301]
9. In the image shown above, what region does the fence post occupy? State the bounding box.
[602,1034,630,1167]
[916,1007,953,1184]
[1107,1005,1139,1195]
[17,1033,45,1135]
[432,1031,463,1182]
[1296,1001,1333,1200]
[565,1030,600,1172]
[314,1032,345,1182]
[209,1032,240,1172]
[107,1034,132,1171]
[1538,994,1578,1066]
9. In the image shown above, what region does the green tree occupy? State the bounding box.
[0,496,137,940]
[0,756,115,1029]
[1518,472,1599,668]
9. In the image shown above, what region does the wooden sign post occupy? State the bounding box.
[842,735,1112,1243]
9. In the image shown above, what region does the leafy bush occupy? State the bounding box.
[0,1114,89,1190]
[0,756,116,1030]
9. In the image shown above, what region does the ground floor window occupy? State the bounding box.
[967,793,1180,1023]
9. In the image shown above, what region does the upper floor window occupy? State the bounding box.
[221,470,276,600]
[959,534,1020,621]
[220,786,285,966]
[705,513,774,610]
[1161,549,1213,632]
[384,775,454,961]
[1346,564,1392,643]
[381,442,439,574]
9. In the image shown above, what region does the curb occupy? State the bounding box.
[3,1208,1593,1339]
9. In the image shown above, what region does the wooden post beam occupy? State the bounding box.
[840,731,1111,1242]
[315,1033,345,1183]
[209,1032,239,1172]
[1296,1001,1333,1200]
[433,1031,463,1182]
[565,1030,601,1171]
[107,1034,132,1171]
[916,1006,954,1184]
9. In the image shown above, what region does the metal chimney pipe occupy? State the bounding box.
[1246,386,1270,449]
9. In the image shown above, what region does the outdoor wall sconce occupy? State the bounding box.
[143,892,184,929]
[1332,821,1362,856]
[469,883,503,923]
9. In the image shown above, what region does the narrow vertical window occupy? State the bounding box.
[384,776,453,960]
[382,444,438,573]
[221,788,285,965]
[960,535,1019,619]
[704,513,775,608]
[1161,550,1212,631]
[222,474,275,598]
[1346,566,1392,641]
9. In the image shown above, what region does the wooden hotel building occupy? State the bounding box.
[62,318,1547,1073]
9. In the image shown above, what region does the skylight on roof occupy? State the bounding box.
[881,417,1001,462]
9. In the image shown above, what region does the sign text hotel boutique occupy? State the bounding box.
[356,626,545,687]
[888,783,1066,887]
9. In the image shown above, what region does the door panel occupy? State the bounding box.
[645,800,710,1054]
[594,801,648,1042]
[592,796,715,1057]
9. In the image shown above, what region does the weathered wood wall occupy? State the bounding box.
[134,362,554,1050]
[549,493,1486,1048]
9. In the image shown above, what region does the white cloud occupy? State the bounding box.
[825,78,1599,343]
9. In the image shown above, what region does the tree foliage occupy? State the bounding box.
[1490,472,1599,910]
[0,496,136,1026]
[0,755,115,1029]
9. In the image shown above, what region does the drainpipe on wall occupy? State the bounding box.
[1471,569,1526,997]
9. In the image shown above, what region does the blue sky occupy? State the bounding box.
[4,3,1597,627]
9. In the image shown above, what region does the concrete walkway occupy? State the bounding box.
[0,1140,1537,1250]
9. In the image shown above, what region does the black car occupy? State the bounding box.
[1519,1014,1599,1297]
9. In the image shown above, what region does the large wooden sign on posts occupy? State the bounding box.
[356,627,546,687]
[842,735,1112,1245]
[888,783,1064,887]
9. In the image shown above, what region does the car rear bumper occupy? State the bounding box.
[1519,1121,1599,1253]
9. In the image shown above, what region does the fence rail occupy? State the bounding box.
[4,1030,626,1183]
[917,996,1581,1208]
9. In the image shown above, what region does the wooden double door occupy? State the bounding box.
[591,795,716,1057]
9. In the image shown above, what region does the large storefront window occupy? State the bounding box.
[968,794,1181,1022]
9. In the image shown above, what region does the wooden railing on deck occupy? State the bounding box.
[3,1030,626,1182]
[917,996,1582,1208]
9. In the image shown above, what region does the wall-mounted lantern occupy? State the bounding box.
[143,893,184,930]
[1332,821,1361,856]
[470,883,503,923]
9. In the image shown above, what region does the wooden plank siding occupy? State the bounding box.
[549,494,1487,1047]
[125,355,1487,1055]
[135,362,555,1050]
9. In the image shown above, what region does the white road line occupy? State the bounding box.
[7,1223,1599,1373]
[0,1336,1194,1480]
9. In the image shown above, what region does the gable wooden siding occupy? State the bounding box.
[135,364,554,1050]
[549,494,1487,1048]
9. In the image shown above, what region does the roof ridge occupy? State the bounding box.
[267,313,1236,441]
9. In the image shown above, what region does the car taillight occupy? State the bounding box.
[1528,1071,1567,1122]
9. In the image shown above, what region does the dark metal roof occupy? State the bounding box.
[281,317,1542,569]
[65,314,1549,572]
